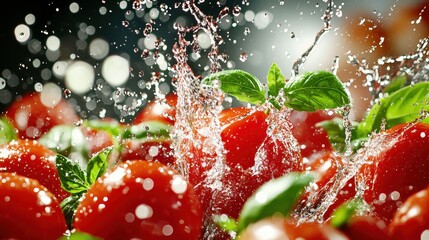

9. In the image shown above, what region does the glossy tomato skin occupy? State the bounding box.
[339,215,390,240]
[306,151,356,219]
[389,185,429,240]
[3,92,79,139]
[0,139,69,202]
[74,160,203,240]
[358,122,429,223]
[0,173,67,240]
[133,93,177,125]
[290,110,335,158]
[240,217,350,240]
[188,107,302,223]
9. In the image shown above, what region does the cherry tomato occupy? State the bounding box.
[0,139,69,202]
[290,110,335,158]
[0,172,67,240]
[239,217,349,240]
[74,160,203,240]
[3,91,79,139]
[187,107,302,235]
[339,215,390,240]
[133,93,177,125]
[357,122,429,222]
[389,185,429,240]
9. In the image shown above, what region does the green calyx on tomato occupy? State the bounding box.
[201,63,351,112]
[319,80,429,154]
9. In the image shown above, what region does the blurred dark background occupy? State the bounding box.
[1,0,428,122]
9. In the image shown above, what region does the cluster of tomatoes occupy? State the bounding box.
[1,88,429,240]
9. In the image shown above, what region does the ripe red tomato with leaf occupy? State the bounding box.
[322,81,429,223]
[192,64,350,237]
[389,184,429,240]
[0,139,69,201]
[72,160,203,240]
[3,91,79,139]
[0,172,67,240]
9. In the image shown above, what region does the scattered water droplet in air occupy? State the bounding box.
[239,52,247,62]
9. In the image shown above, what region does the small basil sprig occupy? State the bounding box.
[201,64,351,112]
[0,117,17,145]
[359,81,429,135]
[213,172,313,236]
[319,81,429,154]
[56,147,113,228]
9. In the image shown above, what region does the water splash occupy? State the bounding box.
[170,1,229,238]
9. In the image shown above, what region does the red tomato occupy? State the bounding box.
[389,185,429,240]
[0,139,69,202]
[339,215,390,240]
[357,122,429,222]
[305,151,356,219]
[74,160,203,240]
[3,91,80,139]
[0,172,67,239]
[240,217,349,240]
[187,107,302,227]
[133,93,177,125]
[290,110,335,158]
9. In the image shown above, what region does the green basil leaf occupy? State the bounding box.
[317,118,366,153]
[58,230,101,240]
[201,70,266,105]
[56,154,89,194]
[330,198,364,228]
[213,214,238,234]
[359,82,429,135]
[267,62,285,97]
[0,117,17,145]
[283,71,351,111]
[38,125,89,160]
[84,119,123,137]
[384,74,407,95]
[237,172,314,232]
[121,120,172,140]
[60,193,84,229]
[86,146,113,185]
